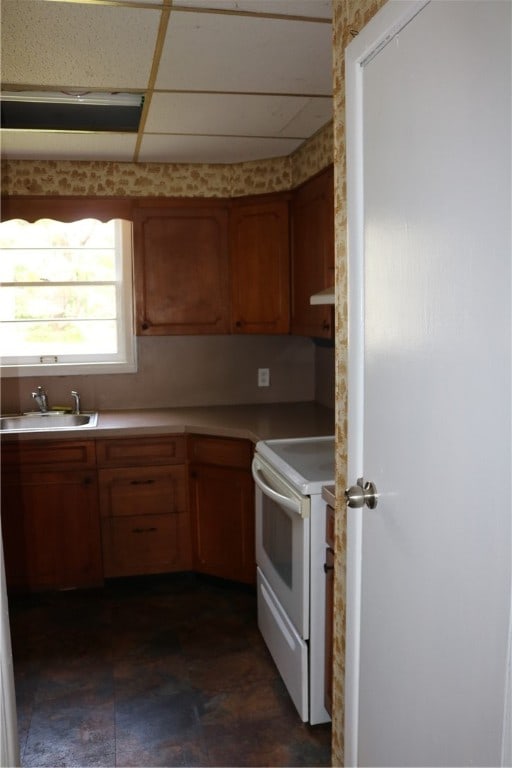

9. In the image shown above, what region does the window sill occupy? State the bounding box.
[1,360,138,378]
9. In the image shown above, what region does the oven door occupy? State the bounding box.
[257,567,308,722]
[252,453,310,638]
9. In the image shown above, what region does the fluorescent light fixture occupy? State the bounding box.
[1,90,145,132]
[2,91,143,107]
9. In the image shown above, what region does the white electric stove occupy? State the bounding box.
[252,436,335,725]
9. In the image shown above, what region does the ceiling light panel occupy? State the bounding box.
[156,11,333,94]
[1,0,161,90]
[1,92,144,133]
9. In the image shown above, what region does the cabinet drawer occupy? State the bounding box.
[1,440,96,471]
[101,512,191,578]
[188,435,252,469]
[96,436,186,467]
[99,465,187,518]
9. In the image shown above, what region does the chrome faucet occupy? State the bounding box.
[71,390,81,415]
[31,386,49,413]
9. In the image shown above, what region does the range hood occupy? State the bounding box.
[310,287,335,305]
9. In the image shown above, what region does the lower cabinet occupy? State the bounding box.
[1,441,102,591]
[189,435,255,584]
[1,433,257,591]
[97,436,191,578]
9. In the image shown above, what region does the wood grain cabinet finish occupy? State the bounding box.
[189,436,255,584]
[291,166,335,339]
[1,441,102,592]
[229,197,290,334]
[133,203,230,335]
[97,436,191,578]
[96,435,186,468]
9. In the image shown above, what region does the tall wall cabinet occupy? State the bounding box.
[290,166,335,338]
[230,196,290,334]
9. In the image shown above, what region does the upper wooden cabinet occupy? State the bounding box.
[229,197,290,334]
[133,202,230,335]
[4,186,334,340]
[290,166,335,339]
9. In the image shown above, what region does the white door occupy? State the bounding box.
[345,2,512,766]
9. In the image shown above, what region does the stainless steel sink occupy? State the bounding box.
[0,412,98,433]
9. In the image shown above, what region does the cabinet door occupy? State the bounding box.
[134,204,230,335]
[190,464,255,584]
[291,166,334,338]
[1,468,102,591]
[230,198,290,334]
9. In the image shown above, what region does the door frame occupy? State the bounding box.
[344,3,430,765]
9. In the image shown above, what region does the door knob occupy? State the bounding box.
[345,477,378,509]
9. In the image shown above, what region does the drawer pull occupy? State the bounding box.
[130,479,155,485]
[132,526,158,534]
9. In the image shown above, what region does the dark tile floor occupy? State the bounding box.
[8,573,332,767]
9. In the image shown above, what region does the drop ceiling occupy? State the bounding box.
[0,0,333,164]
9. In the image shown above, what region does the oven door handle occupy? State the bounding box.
[251,458,305,517]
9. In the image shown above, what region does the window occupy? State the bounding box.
[0,218,136,377]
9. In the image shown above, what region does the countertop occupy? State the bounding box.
[1,401,334,444]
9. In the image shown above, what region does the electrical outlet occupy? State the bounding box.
[258,368,270,387]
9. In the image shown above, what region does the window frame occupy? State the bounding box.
[0,216,137,378]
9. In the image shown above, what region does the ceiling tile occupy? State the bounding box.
[173,0,332,18]
[278,97,332,137]
[156,10,332,94]
[1,0,160,90]
[1,0,333,164]
[0,131,137,162]
[139,134,302,163]
[145,92,329,137]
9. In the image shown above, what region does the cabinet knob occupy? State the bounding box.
[141,321,149,331]
[322,320,330,331]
